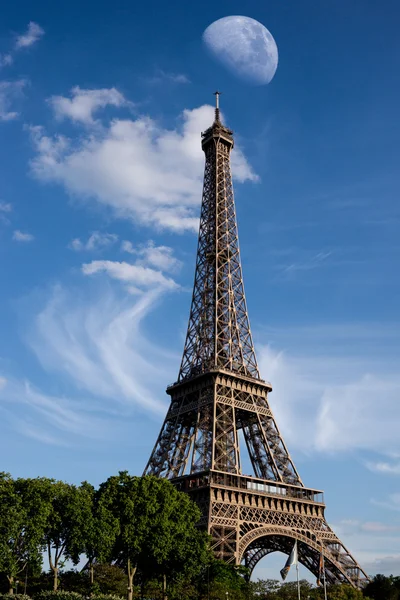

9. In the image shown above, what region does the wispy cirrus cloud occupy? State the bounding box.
[147,69,190,85]
[26,284,174,417]
[366,461,400,476]
[29,99,258,233]
[279,250,332,276]
[0,238,183,444]
[0,377,105,442]
[371,493,400,512]
[1,255,180,445]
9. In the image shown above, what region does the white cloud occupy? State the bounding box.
[49,86,131,125]
[0,201,12,212]
[372,493,400,512]
[69,231,118,251]
[361,521,400,533]
[0,54,13,68]
[315,374,400,453]
[148,70,190,84]
[121,240,182,273]
[0,22,43,72]
[29,101,258,232]
[83,241,181,294]
[82,260,178,291]
[121,241,135,253]
[13,229,34,242]
[256,324,400,458]
[15,22,44,49]
[329,518,400,575]
[366,461,400,476]
[363,555,400,576]
[0,80,25,121]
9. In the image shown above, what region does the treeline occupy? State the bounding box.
[0,472,209,600]
[0,471,397,600]
[252,575,400,599]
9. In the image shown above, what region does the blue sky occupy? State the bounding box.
[1,0,400,581]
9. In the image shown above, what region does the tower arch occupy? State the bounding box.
[239,527,360,586]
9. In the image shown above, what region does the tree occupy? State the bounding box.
[308,583,370,600]
[90,564,128,597]
[98,473,211,600]
[275,580,313,600]
[0,473,51,594]
[363,574,400,600]
[43,480,93,591]
[68,482,117,589]
[250,578,281,598]
[195,560,251,600]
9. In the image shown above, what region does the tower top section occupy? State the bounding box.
[201,91,234,150]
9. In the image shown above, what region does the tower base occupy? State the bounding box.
[173,470,369,588]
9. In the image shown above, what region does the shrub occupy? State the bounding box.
[93,595,124,600]
[33,592,83,600]
[0,596,32,600]
[90,565,127,598]
[0,594,31,600]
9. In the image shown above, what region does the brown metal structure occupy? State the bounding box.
[145,94,368,587]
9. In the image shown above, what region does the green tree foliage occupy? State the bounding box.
[68,483,118,589]
[98,473,212,600]
[43,480,94,591]
[0,473,52,594]
[251,579,313,600]
[279,580,313,599]
[33,591,83,600]
[89,565,128,598]
[250,579,281,597]
[199,561,251,600]
[363,574,400,600]
[310,583,368,599]
[23,566,126,598]
[1,471,397,600]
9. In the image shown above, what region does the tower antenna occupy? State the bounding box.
[214,90,221,122]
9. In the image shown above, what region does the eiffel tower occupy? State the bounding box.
[145,93,368,588]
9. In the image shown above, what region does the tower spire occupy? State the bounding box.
[178,94,258,381]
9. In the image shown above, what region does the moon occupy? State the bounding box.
[203,16,278,86]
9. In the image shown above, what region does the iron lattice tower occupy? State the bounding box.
[145,94,368,587]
